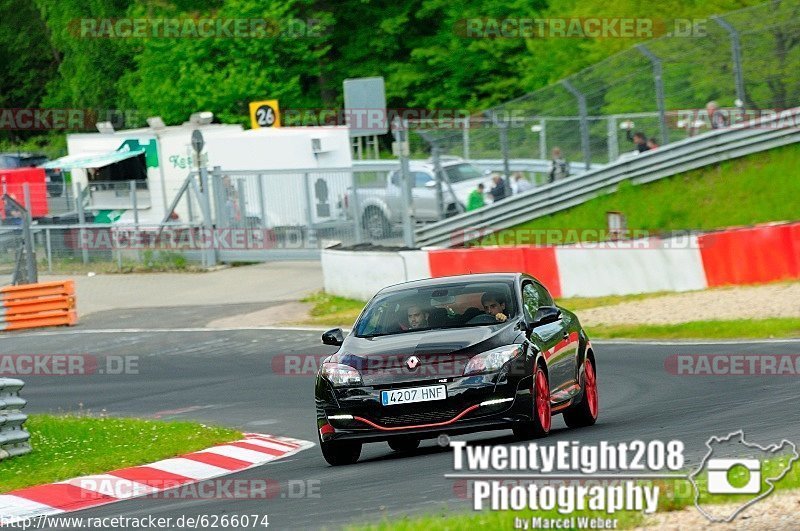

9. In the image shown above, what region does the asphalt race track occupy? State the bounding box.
[6,323,800,530]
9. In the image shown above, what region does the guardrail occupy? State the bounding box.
[414,108,800,248]
[0,280,77,331]
[352,158,600,176]
[0,378,30,461]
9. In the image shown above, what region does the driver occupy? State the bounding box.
[406,304,431,329]
[481,292,508,322]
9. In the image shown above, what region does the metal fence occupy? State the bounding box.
[3,164,411,270]
[412,0,800,167]
[415,107,800,247]
[0,378,30,461]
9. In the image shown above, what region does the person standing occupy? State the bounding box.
[548,147,570,183]
[706,101,728,129]
[626,131,649,153]
[489,173,508,202]
[466,183,485,211]
[513,172,533,194]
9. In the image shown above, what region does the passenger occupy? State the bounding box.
[406,304,431,329]
[481,292,508,322]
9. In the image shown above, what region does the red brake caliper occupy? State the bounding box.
[585,360,598,418]
[536,369,551,431]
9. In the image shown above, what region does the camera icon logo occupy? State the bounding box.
[690,430,799,522]
[706,458,761,494]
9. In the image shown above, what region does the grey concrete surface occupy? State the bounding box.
[37,261,323,317]
[3,323,797,530]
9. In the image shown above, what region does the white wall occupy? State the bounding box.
[555,235,708,297]
[322,236,709,300]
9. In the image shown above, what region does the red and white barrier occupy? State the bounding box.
[0,433,313,524]
[322,222,800,300]
[322,249,431,301]
[554,236,707,298]
[699,223,800,287]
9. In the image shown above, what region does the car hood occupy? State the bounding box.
[333,323,517,384]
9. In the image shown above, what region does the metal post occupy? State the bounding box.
[539,119,547,161]
[303,173,317,247]
[186,183,194,223]
[236,179,247,228]
[431,143,445,220]
[562,79,592,170]
[130,180,140,263]
[45,228,52,273]
[636,44,669,146]
[713,16,746,110]
[198,167,216,266]
[75,182,88,264]
[22,184,37,283]
[607,116,619,162]
[211,166,225,228]
[350,170,363,244]
[393,119,415,248]
[257,174,267,229]
[462,118,470,160]
[498,118,511,180]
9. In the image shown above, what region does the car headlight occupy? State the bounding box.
[464,345,523,376]
[320,362,363,386]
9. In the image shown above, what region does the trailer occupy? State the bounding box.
[45,123,354,230]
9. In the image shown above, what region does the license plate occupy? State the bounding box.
[381,385,446,406]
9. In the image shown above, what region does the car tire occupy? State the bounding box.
[513,364,551,440]
[563,356,599,428]
[363,208,390,239]
[319,436,362,466]
[387,437,420,453]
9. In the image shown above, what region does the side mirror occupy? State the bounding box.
[532,306,562,328]
[424,180,437,188]
[322,328,344,346]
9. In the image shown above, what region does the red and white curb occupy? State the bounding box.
[0,433,313,524]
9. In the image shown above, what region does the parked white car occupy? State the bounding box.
[347,159,486,238]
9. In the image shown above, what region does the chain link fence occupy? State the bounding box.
[5,164,412,273]
[414,0,800,167]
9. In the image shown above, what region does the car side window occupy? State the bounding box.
[414,172,432,188]
[534,282,555,306]
[522,283,540,320]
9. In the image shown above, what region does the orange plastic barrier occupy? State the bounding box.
[0,280,77,331]
[427,247,562,298]
[698,222,800,287]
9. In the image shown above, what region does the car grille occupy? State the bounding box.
[376,406,465,427]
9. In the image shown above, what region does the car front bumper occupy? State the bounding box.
[316,371,534,443]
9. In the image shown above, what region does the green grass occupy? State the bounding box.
[557,292,673,312]
[351,509,643,530]
[589,318,800,340]
[487,143,800,245]
[0,414,241,493]
[352,455,800,530]
[300,291,366,327]
[35,253,209,274]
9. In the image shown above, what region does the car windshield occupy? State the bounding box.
[443,163,482,183]
[354,281,516,337]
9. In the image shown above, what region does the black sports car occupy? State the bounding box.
[315,273,598,465]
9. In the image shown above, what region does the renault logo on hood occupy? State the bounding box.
[406,355,420,370]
